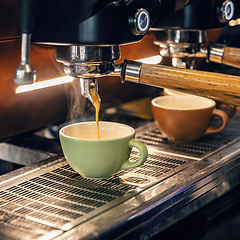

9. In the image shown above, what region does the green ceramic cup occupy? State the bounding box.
[59,121,148,179]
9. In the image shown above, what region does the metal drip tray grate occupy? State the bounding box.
[0,119,239,239]
[137,124,240,158]
[122,151,188,178]
[0,168,133,228]
[0,149,191,239]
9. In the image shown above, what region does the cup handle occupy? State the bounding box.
[224,104,236,119]
[204,108,229,135]
[120,139,148,170]
[216,103,236,119]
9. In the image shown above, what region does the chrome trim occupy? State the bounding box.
[209,43,225,64]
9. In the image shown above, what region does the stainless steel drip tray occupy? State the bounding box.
[136,122,240,160]
[0,123,240,239]
[0,142,54,166]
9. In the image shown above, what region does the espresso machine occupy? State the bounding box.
[15,0,240,106]
[1,0,240,239]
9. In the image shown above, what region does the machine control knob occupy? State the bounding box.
[217,0,234,23]
[129,8,150,35]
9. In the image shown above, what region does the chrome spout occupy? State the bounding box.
[80,78,101,105]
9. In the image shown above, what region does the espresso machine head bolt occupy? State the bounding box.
[129,8,150,35]
[15,0,36,85]
[217,0,234,23]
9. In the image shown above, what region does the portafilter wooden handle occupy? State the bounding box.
[121,60,240,106]
[140,64,240,105]
[222,47,240,69]
[209,43,240,69]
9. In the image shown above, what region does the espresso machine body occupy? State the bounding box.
[31,0,237,44]
[32,0,161,45]
[152,0,235,30]
[31,0,240,106]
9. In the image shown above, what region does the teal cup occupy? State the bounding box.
[59,121,148,179]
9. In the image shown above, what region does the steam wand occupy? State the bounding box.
[14,0,36,85]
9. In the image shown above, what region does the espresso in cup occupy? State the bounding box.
[151,95,228,143]
[59,121,148,179]
[164,88,236,119]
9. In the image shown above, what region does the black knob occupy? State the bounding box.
[129,8,150,35]
[217,0,234,23]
